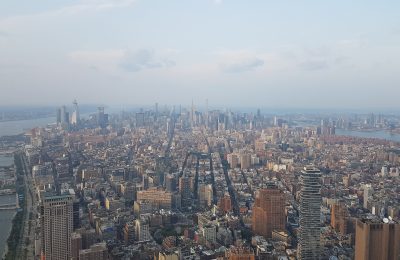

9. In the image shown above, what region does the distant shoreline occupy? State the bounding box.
[0,115,55,123]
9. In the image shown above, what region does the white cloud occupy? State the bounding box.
[0,0,136,28]
[68,48,175,73]
[221,58,264,73]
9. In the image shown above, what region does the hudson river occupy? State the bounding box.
[0,116,56,137]
[0,156,16,257]
[0,117,55,256]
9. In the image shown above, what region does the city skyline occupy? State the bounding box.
[1,0,400,107]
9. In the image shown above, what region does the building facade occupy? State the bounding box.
[41,194,74,260]
[252,187,286,238]
[355,218,400,260]
[297,166,322,260]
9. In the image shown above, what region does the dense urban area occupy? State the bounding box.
[1,102,400,260]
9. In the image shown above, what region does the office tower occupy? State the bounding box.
[227,245,255,260]
[71,99,80,125]
[136,112,145,127]
[97,107,104,128]
[57,108,62,124]
[79,242,108,260]
[155,102,158,119]
[78,229,97,250]
[135,218,151,242]
[198,183,213,208]
[41,194,73,260]
[142,173,149,190]
[331,202,349,235]
[73,199,80,230]
[297,166,322,260]
[123,221,135,245]
[202,224,217,244]
[205,99,209,129]
[218,193,232,213]
[227,153,239,169]
[364,184,373,209]
[165,173,177,192]
[355,218,400,260]
[71,232,82,260]
[179,176,192,208]
[252,187,286,238]
[240,154,251,170]
[60,105,68,124]
[191,99,194,128]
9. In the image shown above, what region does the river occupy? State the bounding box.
[0,156,16,258]
[0,112,93,138]
[336,129,400,142]
[0,117,56,137]
[0,198,15,258]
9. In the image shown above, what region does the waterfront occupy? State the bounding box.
[0,155,15,258]
[0,156,13,167]
[0,112,93,138]
[0,116,55,137]
[336,129,400,143]
[0,195,16,257]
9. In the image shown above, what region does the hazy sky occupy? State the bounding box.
[0,0,400,108]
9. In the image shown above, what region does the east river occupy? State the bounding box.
[336,129,400,143]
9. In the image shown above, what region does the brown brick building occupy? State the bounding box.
[355,218,400,260]
[252,187,286,238]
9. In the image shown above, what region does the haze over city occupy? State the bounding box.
[1,0,400,108]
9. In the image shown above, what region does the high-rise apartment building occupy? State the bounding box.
[355,218,400,260]
[363,184,373,209]
[165,173,177,192]
[297,166,322,260]
[198,183,213,208]
[179,176,192,208]
[331,202,349,235]
[252,187,286,238]
[135,218,151,242]
[41,194,74,260]
[218,193,232,213]
[240,153,251,170]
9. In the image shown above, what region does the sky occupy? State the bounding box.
[0,0,400,109]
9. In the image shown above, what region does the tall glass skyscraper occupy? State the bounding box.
[297,166,322,260]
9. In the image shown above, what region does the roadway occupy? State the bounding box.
[16,153,37,260]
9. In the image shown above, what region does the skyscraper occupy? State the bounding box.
[71,99,80,125]
[179,176,192,208]
[355,218,400,260]
[252,186,286,238]
[331,202,349,235]
[41,194,74,260]
[165,173,177,192]
[56,108,62,124]
[297,166,322,260]
[363,184,373,209]
[198,183,213,208]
